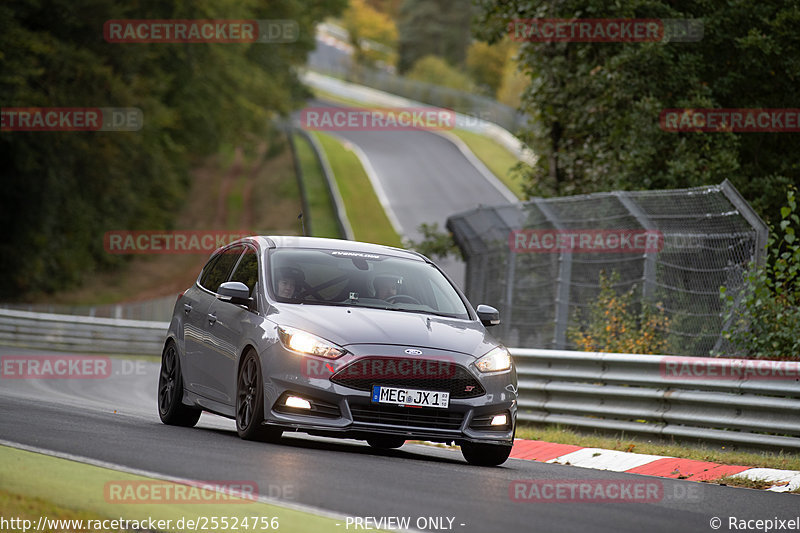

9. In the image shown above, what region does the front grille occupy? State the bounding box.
[331,356,485,399]
[350,403,464,430]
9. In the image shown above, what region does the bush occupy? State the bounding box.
[719,187,800,360]
[405,55,475,92]
[569,271,671,354]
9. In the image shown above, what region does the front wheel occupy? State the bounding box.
[158,341,201,427]
[460,442,512,466]
[236,351,282,442]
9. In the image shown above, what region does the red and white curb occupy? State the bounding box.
[510,439,800,492]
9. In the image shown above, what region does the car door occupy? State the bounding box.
[205,245,261,404]
[188,245,244,402]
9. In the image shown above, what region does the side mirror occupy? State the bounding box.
[476,304,500,327]
[217,281,253,306]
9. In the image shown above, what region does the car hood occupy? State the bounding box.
[268,304,498,357]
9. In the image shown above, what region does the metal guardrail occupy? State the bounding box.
[0,308,168,356]
[1,308,798,450]
[513,348,800,450]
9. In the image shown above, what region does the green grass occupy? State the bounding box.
[517,424,800,471]
[292,133,342,239]
[309,87,371,108]
[313,132,402,247]
[0,489,129,533]
[0,445,356,533]
[450,129,527,200]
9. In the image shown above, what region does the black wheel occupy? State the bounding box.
[460,442,512,466]
[366,436,406,449]
[236,351,282,442]
[158,341,201,427]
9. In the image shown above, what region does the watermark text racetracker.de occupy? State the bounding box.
[1,355,145,379]
[509,18,703,42]
[300,107,456,131]
[509,479,703,503]
[661,357,800,381]
[103,480,295,503]
[660,109,800,132]
[104,230,253,254]
[509,229,663,253]
[1,108,142,132]
[104,19,298,43]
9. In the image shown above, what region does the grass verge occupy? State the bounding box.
[292,133,342,239]
[449,129,526,200]
[516,424,800,471]
[312,132,402,247]
[0,445,354,533]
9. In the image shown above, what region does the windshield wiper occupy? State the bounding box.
[387,307,462,319]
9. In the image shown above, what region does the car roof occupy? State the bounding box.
[247,236,428,262]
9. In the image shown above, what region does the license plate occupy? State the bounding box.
[371,385,449,408]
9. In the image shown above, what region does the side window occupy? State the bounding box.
[229,247,259,296]
[199,246,244,292]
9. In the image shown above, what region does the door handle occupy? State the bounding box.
[184,303,192,314]
[207,313,217,325]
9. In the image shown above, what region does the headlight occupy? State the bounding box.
[475,346,512,373]
[277,326,346,359]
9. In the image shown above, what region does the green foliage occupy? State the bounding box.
[405,55,475,92]
[465,39,512,96]
[396,0,473,73]
[342,0,397,67]
[0,0,346,299]
[719,187,800,360]
[568,271,671,354]
[404,223,462,260]
[473,0,799,222]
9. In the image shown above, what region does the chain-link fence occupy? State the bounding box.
[447,180,768,356]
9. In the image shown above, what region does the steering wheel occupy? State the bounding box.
[385,294,421,305]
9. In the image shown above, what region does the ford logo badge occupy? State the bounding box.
[404,349,422,355]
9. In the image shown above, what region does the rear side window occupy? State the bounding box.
[199,246,244,292]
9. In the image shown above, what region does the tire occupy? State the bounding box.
[158,341,202,427]
[460,442,512,466]
[366,436,406,449]
[236,350,282,442]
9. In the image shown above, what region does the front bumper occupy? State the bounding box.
[260,343,517,445]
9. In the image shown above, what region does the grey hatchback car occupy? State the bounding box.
[158,236,517,466]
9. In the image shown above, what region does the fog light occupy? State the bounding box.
[285,396,311,410]
[490,414,508,426]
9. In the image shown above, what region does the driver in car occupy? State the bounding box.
[373,274,400,300]
[275,267,304,299]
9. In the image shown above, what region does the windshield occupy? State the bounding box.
[268,248,470,319]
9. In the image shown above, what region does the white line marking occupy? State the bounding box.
[0,438,422,529]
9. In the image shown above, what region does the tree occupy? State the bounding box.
[473,0,799,221]
[465,39,512,96]
[0,0,346,298]
[342,0,397,67]
[397,0,473,73]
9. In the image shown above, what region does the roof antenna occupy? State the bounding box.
[298,213,306,236]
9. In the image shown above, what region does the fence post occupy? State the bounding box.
[532,198,572,349]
